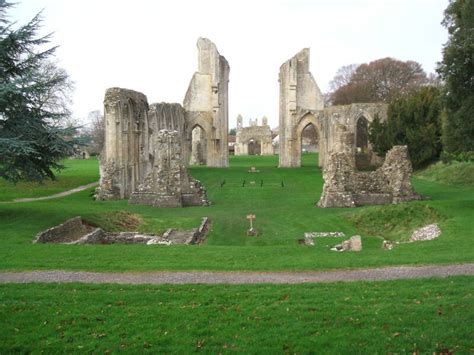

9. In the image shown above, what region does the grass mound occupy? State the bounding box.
[346,203,443,242]
[85,211,143,232]
[416,161,474,186]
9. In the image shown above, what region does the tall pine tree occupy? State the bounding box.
[0,1,75,182]
[437,0,474,155]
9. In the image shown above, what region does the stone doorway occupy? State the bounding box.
[355,116,370,169]
[190,125,207,165]
[248,139,261,155]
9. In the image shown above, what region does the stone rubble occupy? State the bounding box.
[410,223,441,242]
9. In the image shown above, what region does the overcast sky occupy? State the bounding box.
[12,0,448,128]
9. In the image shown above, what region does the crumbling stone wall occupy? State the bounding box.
[129,130,208,207]
[317,145,421,207]
[235,115,273,156]
[184,38,230,167]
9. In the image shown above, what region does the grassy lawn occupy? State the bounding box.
[0,277,472,353]
[0,154,472,271]
[0,158,99,201]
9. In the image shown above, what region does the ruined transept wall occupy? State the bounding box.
[278,48,388,169]
[278,49,324,167]
[184,38,230,167]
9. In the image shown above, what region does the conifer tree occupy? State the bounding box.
[0,1,75,182]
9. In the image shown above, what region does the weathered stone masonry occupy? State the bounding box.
[184,38,230,167]
[278,48,388,169]
[317,145,421,208]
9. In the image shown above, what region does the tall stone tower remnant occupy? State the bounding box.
[184,38,230,167]
[278,48,324,167]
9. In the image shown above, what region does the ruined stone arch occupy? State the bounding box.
[294,112,324,167]
[186,115,215,166]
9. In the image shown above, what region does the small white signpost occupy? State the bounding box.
[246,214,257,236]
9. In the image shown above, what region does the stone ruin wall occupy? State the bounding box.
[278,48,388,169]
[96,88,150,200]
[129,129,208,208]
[317,145,421,208]
[96,89,208,207]
[279,48,325,167]
[235,115,273,156]
[183,38,230,167]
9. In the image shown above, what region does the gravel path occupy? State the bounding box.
[9,181,99,203]
[0,264,472,285]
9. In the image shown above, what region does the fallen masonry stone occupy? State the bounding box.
[331,235,362,252]
[410,224,441,242]
[382,240,394,250]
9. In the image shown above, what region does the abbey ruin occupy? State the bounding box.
[96,38,416,208]
[96,38,228,207]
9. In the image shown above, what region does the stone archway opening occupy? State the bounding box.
[248,138,261,155]
[355,116,370,169]
[189,125,207,165]
[298,120,320,167]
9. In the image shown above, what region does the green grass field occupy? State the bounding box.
[0,158,99,201]
[0,154,472,271]
[1,277,472,353]
[1,154,473,353]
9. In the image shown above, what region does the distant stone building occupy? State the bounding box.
[234,115,273,156]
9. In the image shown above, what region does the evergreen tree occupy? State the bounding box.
[369,87,442,168]
[0,1,75,182]
[437,0,474,154]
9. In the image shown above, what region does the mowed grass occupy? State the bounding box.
[0,277,472,353]
[0,154,473,271]
[0,158,99,201]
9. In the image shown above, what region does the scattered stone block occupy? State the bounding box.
[331,235,362,252]
[410,224,441,242]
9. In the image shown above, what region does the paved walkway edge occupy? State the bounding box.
[10,181,99,203]
[0,264,472,285]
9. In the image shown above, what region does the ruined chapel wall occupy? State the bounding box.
[97,87,149,200]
